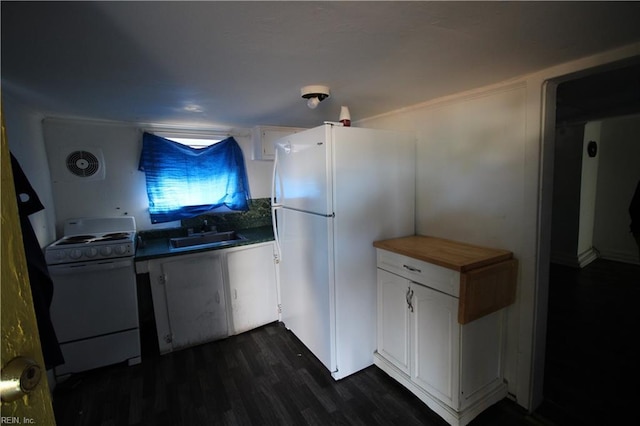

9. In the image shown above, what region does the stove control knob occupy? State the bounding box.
[55,250,67,261]
[100,246,113,256]
[69,249,83,259]
[84,247,98,258]
[114,245,128,255]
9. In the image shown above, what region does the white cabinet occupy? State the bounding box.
[377,269,411,375]
[374,236,517,426]
[143,241,279,354]
[225,242,279,335]
[252,126,306,160]
[148,251,228,354]
[412,280,461,408]
[377,266,469,414]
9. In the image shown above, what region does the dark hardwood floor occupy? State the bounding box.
[536,258,640,426]
[53,323,545,426]
[53,258,638,426]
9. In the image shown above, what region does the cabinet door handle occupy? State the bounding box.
[406,287,414,312]
[403,264,421,273]
[408,288,414,312]
[215,291,220,304]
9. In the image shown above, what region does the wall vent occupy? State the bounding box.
[66,150,101,177]
[51,147,106,182]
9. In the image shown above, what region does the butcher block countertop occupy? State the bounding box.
[373,235,513,272]
[374,235,517,324]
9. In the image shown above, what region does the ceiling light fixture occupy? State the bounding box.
[183,103,204,113]
[301,85,330,109]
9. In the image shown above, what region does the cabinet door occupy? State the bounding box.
[377,269,411,375]
[412,283,460,409]
[226,243,278,334]
[162,253,228,350]
[148,260,171,354]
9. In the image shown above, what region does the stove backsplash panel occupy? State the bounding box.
[182,197,272,232]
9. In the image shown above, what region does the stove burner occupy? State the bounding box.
[101,232,131,241]
[54,232,132,246]
[58,235,97,245]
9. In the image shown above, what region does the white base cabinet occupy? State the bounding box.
[226,242,279,335]
[143,242,278,354]
[374,238,516,426]
[147,250,228,354]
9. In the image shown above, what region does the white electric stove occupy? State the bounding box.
[46,217,141,379]
[45,217,136,265]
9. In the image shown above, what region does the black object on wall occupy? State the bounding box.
[10,152,64,369]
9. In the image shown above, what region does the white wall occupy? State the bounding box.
[360,42,640,410]
[360,83,528,405]
[3,93,56,246]
[41,118,274,236]
[577,121,601,265]
[593,114,640,264]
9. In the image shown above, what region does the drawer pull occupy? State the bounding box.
[403,264,422,273]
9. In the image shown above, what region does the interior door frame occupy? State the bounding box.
[532,57,640,410]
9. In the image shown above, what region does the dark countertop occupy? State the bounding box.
[135,225,274,262]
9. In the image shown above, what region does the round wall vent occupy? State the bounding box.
[66,150,100,177]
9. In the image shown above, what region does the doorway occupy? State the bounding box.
[536,60,640,424]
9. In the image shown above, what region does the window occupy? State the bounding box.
[165,138,220,148]
[154,132,222,149]
[139,132,250,223]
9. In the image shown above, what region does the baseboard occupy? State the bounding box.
[551,248,599,268]
[552,247,640,267]
[577,248,599,268]
[597,247,640,265]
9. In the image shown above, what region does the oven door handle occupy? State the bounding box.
[48,259,133,275]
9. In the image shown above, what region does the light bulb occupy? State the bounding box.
[307,97,320,109]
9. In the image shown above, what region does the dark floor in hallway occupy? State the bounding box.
[536,258,639,425]
[52,258,638,426]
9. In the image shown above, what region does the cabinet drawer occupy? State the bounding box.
[377,249,460,297]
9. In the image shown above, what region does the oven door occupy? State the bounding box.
[49,258,139,343]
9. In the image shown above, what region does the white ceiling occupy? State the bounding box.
[2,1,640,129]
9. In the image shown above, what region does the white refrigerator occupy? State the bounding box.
[272,123,415,380]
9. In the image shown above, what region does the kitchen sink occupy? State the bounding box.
[169,230,246,249]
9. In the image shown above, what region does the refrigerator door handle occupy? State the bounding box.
[271,149,282,262]
[271,147,282,209]
[282,206,334,218]
[271,206,282,263]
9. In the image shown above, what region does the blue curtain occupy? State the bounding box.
[139,132,250,223]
